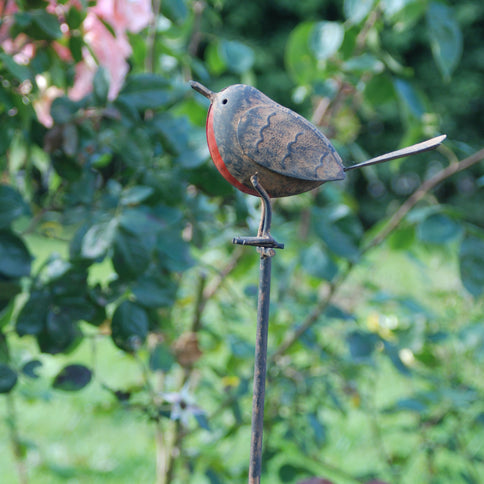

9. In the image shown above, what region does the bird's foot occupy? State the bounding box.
[231,174,284,255]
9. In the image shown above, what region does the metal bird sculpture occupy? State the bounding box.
[190,80,446,199]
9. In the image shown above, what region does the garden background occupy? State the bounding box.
[0,0,483,483]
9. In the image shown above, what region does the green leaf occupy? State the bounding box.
[205,42,226,76]
[132,274,177,308]
[66,5,84,30]
[178,128,209,168]
[119,207,163,235]
[156,230,192,273]
[120,186,154,206]
[384,341,411,376]
[427,2,463,80]
[150,113,207,168]
[62,124,78,157]
[228,335,254,359]
[163,0,188,23]
[346,330,377,360]
[344,54,384,74]
[205,469,223,484]
[114,128,153,166]
[313,213,360,262]
[111,301,149,352]
[188,164,234,197]
[301,244,338,281]
[0,230,31,278]
[30,9,61,39]
[388,397,427,414]
[381,0,415,18]
[0,363,17,393]
[417,213,462,244]
[112,227,152,280]
[117,74,176,110]
[308,413,327,445]
[37,310,81,354]
[364,74,396,106]
[50,96,80,124]
[459,236,484,297]
[0,53,32,82]
[394,78,425,118]
[278,464,306,482]
[93,67,110,103]
[388,225,416,250]
[151,113,188,154]
[53,364,92,391]
[344,0,376,24]
[0,186,27,228]
[81,218,118,259]
[310,21,344,61]
[285,22,320,84]
[194,413,210,431]
[68,35,83,63]
[0,279,22,307]
[16,290,50,336]
[219,40,255,75]
[149,343,175,372]
[0,332,9,362]
[21,360,42,379]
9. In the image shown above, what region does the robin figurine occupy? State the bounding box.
[190,80,446,199]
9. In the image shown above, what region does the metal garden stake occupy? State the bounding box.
[190,80,446,483]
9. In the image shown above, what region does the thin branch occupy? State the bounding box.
[270,275,342,363]
[271,148,484,360]
[355,8,381,54]
[191,272,207,333]
[191,246,244,331]
[163,247,243,481]
[363,147,484,252]
[164,419,182,484]
[188,1,205,57]
[146,0,162,74]
[312,7,381,129]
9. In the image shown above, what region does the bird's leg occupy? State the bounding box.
[252,175,270,237]
[257,200,266,238]
[232,174,284,250]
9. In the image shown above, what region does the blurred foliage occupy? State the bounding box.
[0,0,483,483]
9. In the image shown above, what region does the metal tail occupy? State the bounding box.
[343,134,446,172]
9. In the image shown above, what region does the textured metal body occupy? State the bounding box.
[206,84,344,198]
[191,80,446,199]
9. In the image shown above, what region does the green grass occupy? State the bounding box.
[2,334,156,484]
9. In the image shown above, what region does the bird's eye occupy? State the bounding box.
[222,99,228,105]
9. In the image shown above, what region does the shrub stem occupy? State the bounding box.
[5,393,28,484]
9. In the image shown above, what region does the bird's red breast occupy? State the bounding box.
[206,104,258,196]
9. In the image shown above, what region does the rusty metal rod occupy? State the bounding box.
[231,175,283,483]
[248,251,272,484]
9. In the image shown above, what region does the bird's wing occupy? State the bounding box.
[237,105,344,182]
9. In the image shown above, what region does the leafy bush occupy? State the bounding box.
[0,0,483,483]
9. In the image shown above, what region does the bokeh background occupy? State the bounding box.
[0,1,483,483]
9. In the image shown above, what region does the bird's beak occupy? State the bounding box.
[189,80,215,101]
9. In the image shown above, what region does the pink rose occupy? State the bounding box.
[70,12,132,100]
[92,0,153,33]
[69,47,97,101]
